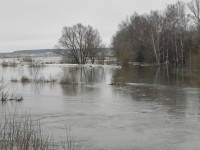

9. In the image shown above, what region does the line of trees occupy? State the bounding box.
[56,0,200,66]
[112,0,200,66]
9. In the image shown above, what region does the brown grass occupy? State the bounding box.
[0,112,55,149]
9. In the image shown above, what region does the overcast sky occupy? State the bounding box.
[0,0,191,52]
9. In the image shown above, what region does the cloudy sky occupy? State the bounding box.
[0,0,191,52]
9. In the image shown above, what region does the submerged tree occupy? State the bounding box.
[112,18,134,66]
[112,14,153,65]
[161,2,189,65]
[148,11,163,65]
[56,23,103,64]
[112,1,192,66]
[86,26,103,64]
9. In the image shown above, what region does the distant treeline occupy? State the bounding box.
[112,0,200,67]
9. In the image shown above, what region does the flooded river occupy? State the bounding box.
[0,64,200,150]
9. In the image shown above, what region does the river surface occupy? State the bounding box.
[0,64,200,150]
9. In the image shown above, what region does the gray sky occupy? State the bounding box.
[0,0,190,52]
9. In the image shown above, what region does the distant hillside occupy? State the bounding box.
[0,49,57,58]
[0,48,113,58]
[13,49,56,54]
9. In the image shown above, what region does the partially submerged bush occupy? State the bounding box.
[9,62,17,67]
[110,77,126,86]
[12,76,57,84]
[1,91,9,102]
[1,62,9,67]
[60,76,76,85]
[23,56,33,62]
[34,76,57,83]
[28,62,45,68]
[1,61,17,67]
[10,78,18,82]
[21,76,31,83]
[1,91,23,102]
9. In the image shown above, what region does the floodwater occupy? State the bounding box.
[1,64,200,150]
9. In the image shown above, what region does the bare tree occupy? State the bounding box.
[112,13,156,65]
[158,2,189,65]
[56,23,103,64]
[188,0,200,30]
[148,11,163,65]
[112,2,191,66]
[85,26,103,64]
[112,18,134,65]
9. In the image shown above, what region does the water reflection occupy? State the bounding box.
[111,64,200,119]
[61,66,106,85]
[1,64,200,150]
[184,88,200,117]
[27,65,43,78]
[4,65,109,95]
[60,84,78,96]
[60,66,106,95]
[111,64,200,88]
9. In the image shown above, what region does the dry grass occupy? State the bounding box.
[1,91,23,102]
[0,112,81,150]
[61,127,80,150]
[1,91,9,102]
[0,112,55,150]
